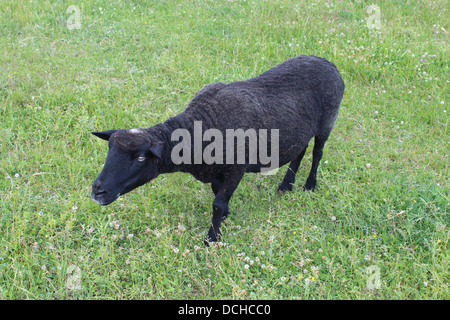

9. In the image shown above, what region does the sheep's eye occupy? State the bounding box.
[137,156,146,162]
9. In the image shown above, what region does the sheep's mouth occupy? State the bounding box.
[91,191,120,206]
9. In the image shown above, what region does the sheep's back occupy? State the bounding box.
[177,55,344,165]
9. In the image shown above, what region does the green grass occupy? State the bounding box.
[0,0,448,299]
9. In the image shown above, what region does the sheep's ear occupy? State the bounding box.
[149,142,164,159]
[92,130,117,141]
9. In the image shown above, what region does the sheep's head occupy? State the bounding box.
[91,129,164,205]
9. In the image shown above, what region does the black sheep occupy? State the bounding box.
[91,55,345,244]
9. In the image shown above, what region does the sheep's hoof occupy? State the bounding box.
[303,183,316,191]
[204,231,221,247]
[278,182,293,194]
[204,237,220,247]
[203,238,211,247]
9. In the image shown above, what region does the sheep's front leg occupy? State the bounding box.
[205,192,229,245]
[205,173,243,246]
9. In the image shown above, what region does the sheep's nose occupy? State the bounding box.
[92,179,105,195]
[93,189,106,196]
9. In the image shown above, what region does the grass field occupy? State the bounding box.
[0,0,448,299]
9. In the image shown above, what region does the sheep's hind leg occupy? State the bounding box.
[278,147,307,194]
[304,135,328,191]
